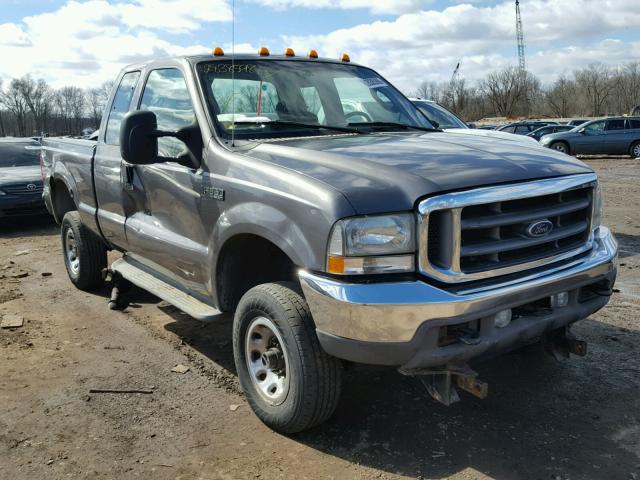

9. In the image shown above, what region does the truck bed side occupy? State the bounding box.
[42,137,102,237]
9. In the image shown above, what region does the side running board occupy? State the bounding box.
[111,256,221,321]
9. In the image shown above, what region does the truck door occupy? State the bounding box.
[94,70,141,249]
[123,68,210,292]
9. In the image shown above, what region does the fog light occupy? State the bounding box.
[494,309,512,328]
[550,291,569,308]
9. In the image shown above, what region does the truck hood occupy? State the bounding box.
[444,128,541,146]
[0,166,42,184]
[250,131,594,214]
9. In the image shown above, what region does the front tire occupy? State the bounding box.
[61,211,107,290]
[550,141,569,154]
[233,282,343,433]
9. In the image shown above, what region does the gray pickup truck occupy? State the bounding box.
[42,51,618,433]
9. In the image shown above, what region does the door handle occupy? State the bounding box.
[121,163,135,191]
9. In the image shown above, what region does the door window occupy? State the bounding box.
[140,69,196,158]
[105,71,141,145]
[583,121,605,134]
[627,119,640,130]
[605,119,625,131]
[515,125,530,134]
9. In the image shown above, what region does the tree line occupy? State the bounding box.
[1,61,639,137]
[414,62,640,122]
[0,75,113,137]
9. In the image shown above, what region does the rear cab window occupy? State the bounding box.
[105,71,141,145]
[139,68,196,158]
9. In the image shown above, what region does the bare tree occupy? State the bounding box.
[412,81,444,103]
[16,75,54,135]
[85,88,104,129]
[479,66,530,117]
[545,76,576,118]
[56,86,86,135]
[0,79,29,136]
[575,63,615,116]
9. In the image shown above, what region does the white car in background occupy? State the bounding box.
[410,99,540,147]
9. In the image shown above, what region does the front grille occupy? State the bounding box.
[1,182,43,195]
[418,174,597,283]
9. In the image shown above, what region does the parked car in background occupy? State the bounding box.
[497,121,559,135]
[541,117,640,157]
[527,124,575,141]
[477,125,498,130]
[0,138,46,218]
[411,100,539,146]
[567,119,590,126]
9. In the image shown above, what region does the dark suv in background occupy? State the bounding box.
[0,138,45,218]
[541,117,640,157]
[497,121,559,135]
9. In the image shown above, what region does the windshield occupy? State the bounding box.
[197,60,433,139]
[0,142,41,167]
[412,101,467,129]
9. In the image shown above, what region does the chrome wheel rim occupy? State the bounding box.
[245,316,290,406]
[64,228,80,275]
[553,143,567,153]
[633,144,640,159]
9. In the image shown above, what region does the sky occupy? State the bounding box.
[0,0,639,93]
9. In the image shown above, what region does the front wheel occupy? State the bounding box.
[61,211,107,290]
[550,141,569,154]
[233,282,343,433]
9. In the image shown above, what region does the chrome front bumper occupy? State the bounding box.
[299,227,617,365]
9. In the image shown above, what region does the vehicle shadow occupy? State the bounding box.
[289,317,640,479]
[161,305,237,376]
[0,215,57,238]
[615,232,640,259]
[156,296,639,478]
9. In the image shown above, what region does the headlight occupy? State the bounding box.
[327,214,415,275]
[0,189,6,196]
[592,182,602,230]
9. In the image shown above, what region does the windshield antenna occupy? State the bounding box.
[231,0,236,147]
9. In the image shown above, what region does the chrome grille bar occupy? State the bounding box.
[418,174,598,283]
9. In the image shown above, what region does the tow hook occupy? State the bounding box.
[399,362,488,406]
[544,327,588,360]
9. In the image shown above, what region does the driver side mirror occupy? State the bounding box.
[578,127,586,134]
[120,110,202,169]
[120,110,159,165]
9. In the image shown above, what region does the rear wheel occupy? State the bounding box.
[233,282,343,433]
[550,141,569,154]
[61,211,107,290]
[631,141,640,159]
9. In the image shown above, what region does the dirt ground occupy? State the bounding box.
[1,157,639,480]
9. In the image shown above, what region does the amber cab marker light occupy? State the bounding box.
[258,47,270,56]
[341,53,350,62]
[284,47,295,57]
[213,47,224,56]
[309,49,319,59]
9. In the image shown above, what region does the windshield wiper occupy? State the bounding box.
[233,120,360,134]
[348,121,441,132]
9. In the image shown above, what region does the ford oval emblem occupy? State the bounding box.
[526,219,553,238]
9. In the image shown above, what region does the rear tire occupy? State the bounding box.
[61,211,107,290]
[631,141,640,159]
[550,141,569,154]
[233,282,343,433]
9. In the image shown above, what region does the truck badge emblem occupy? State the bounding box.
[526,219,553,238]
